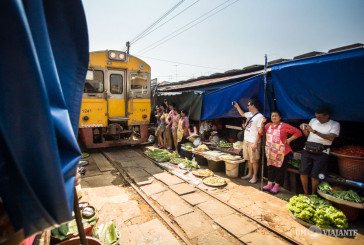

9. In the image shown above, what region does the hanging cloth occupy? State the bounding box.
[265,123,285,167]
[0,0,88,237]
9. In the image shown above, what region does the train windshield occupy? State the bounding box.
[130,73,148,94]
[84,70,104,93]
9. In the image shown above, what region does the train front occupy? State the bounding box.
[78,50,151,148]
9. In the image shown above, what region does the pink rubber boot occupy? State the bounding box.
[270,185,279,194]
[262,183,272,191]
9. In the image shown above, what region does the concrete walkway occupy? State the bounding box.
[82,147,364,245]
[103,148,287,244]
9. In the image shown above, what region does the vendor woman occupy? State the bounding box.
[177,109,190,152]
[259,110,302,194]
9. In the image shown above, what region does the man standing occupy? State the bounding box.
[299,108,340,195]
[234,99,264,183]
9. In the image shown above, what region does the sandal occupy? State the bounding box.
[249,178,258,184]
[78,160,89,167]
[241,175,251,180]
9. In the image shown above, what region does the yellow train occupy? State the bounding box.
[78,50,151,148]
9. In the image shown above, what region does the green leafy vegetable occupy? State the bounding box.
[51,213,98,241]
[148,149,172,162]
[82,152,90,158]
[318,181,363,203]
[287,194,348,229]
[218,140,233,148]
[288,159,301,169]
[318,181,332,194]
[92,222,119,245]
[332,190,363,203]
[170,157,198,169]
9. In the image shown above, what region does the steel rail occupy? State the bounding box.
[141,153,302,245]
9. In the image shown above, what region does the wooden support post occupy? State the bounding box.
[73,187,88,245]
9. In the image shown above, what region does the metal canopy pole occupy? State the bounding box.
[260,54,268,191]
[73,187,88,245]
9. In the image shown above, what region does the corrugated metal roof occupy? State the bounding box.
[328,43,364,53]
[155,43,363,92]
[293,51,325,60]
[160,70,263,92]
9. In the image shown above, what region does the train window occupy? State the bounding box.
[84,70,104,93]
[110,74,123,94]
[130,73,148,94]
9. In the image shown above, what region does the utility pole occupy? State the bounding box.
[126,41,130,55]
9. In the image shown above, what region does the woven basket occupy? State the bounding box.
[58,237,103,245]
[332,153,364,182]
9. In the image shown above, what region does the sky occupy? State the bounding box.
[82,0,364,83]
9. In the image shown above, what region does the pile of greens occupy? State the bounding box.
[148,148,198,168]
[51,213,98,241]
[287,194,348,229]
[218,142,233,148]
[81,152,90,158]
[288,159,301,169]
[184,142,194,150]
[93,222,120,245]
[170,157,198,169]
[147,149,173,162]
[218,139,233,148]
[318,181,364,203]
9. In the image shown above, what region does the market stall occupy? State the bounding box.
[201,74,268,120]
[271,47,364,122]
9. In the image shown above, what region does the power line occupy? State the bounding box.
[139,0,239,55]
[125,0,185,50]
[135,0,233,54]
[139,55,225,70]
[135,0,232,54]
[131,0,201,45]
[136,0,239,55]
[130,0,185,44]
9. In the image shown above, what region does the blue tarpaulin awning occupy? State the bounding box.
[0,0,88,237]
[272,48,364,122]
[201,75,267,120]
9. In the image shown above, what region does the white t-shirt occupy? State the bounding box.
[307,118,340,154]
[244,112,264,143]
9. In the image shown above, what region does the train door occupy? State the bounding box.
[107,70,126,120]
[127,72,151,124]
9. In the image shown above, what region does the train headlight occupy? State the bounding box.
[83,116,89,121]
[142,114,148,119]
[109,52,116,59]
[108,50,126,61]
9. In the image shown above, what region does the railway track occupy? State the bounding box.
[97,147,300,245]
